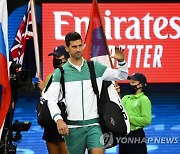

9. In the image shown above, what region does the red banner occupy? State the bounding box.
[42,3,180,83]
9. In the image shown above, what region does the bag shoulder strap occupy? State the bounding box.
[44,75,53,93]
[59,67,65,99]
[44,67,65,98]
[87,61,99,98]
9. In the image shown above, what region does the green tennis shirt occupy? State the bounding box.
[122,92,152,131]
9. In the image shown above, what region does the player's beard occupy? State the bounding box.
[72,51,83,59]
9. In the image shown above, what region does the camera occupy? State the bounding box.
[11,120,31,143]
[12,120,31,132]
[0,120,31,154]
[10,61,33,92]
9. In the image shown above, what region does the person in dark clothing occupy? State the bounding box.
[38,45,69,154]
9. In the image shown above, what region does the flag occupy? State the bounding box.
[83,0,112,67]
[10,1,37,77]
[0,0,11,128]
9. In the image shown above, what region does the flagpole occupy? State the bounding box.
[94,0,121,92]
[30,0,41,79]
[95,0,113,68]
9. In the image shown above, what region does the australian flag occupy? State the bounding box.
[83,0,111,67]
[10,1,37,77]
[0,0,11,128]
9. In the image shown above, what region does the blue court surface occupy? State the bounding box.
[11,88,180,154]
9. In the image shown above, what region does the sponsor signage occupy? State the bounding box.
[43,3,180,82]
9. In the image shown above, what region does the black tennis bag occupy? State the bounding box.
[36,67,67,128]
[99,81,129,136]
[87,61,130,149]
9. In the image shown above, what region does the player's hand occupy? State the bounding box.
[56,119,69,136]
[110,47,124,61]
